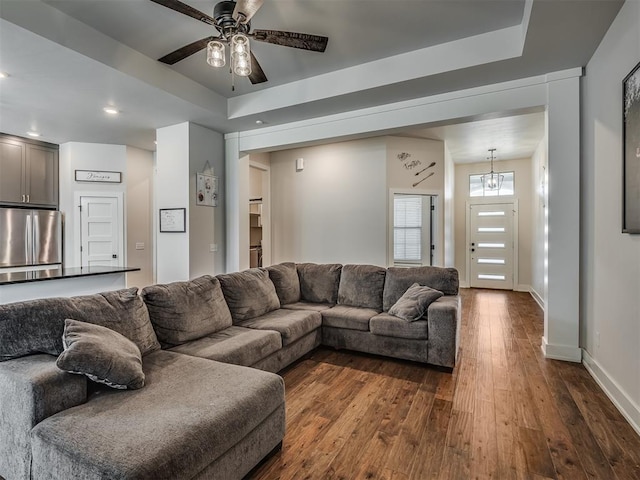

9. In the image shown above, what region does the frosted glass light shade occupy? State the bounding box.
[207,41,225,68]
[231,34,251,76]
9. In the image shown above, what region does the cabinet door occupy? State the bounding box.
[0,139,26,204]
[26,144,58,207]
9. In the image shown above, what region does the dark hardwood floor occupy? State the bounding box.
[250,288,640,480]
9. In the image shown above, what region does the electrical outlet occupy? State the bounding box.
[596,331,600,348]
[210,244,218,252]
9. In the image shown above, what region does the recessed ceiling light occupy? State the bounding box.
[103,106,119,115]
[27,131,41,137]
[154,141,157,145]
[0,72,9,79]
[255,120,264,125]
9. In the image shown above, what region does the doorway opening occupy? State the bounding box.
[467,201,518,290]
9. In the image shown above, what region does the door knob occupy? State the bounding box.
[112,254,117,259]
[471,248,475,252]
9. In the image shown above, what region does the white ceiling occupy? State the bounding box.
[0,0,623,157]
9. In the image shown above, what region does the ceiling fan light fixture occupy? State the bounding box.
[231,34,251,77]
[207,40,226,68]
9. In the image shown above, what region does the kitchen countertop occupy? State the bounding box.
[0,266,140,286]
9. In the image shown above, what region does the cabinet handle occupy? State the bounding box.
[26,194,30,203]
[22,194,25,202]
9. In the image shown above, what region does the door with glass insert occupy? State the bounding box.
[469,203,514,290]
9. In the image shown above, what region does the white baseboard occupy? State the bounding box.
[582,350,640,438]
[529,287,544,310]
[459,282,470,289]
[515,284,530,293]
[541,337,582,362]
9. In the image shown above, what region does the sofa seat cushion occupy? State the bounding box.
[281,301,333,312]
[217,268,280,321]
[30,350,285,480]
[321,305,379,332]
[141,276,232,347]
[237,309,322,346]
[167,326,282,367]
[266,262,301,305]
[297,263,342,304]
[337,264,386,311]
[369,313,429,340]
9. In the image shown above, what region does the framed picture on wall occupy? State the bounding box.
[159,208,186,233]
[196,173,218,207]
[623,61,640,233]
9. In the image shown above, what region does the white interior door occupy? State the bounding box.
[80,196,122,267]
[469,203,514,290]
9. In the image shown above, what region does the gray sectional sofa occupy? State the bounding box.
[0,262,460,480]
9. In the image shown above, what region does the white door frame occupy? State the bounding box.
[465,197,519,289]
[73,191,125,268]
[249,161,271,267]
[388,188,443,267]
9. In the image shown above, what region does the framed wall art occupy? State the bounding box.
[196,173,218,207]
[623,61,640,233]
[159,208,186,233]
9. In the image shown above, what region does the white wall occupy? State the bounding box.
[156,123,190,282]
[125,146,154,288]
[581,0,640,433]
[530,135,547,306]
[270,138,388,265]
[444,143,455,267]
[59,142,127,267]
[189,123,225,277]
[454,157,534,289]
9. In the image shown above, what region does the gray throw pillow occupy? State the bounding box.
[56,319,145,390]
[388,283,444,322]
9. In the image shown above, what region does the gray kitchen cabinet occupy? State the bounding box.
[0,134,58,208]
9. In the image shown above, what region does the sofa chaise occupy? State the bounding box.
[0,263,460,480]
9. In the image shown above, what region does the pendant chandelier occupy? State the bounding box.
[481,148,503,190]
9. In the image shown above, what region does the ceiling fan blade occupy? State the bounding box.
[150,0,215,25]
[159,36,217,65]
[249,51,268,84]
[252,30,328,52]
[233,0,264,24]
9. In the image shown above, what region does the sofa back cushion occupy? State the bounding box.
[297,263,342,304]
[337,264,386,311]
[382,266,459,312]
[266,262,301,305]
[0,288,160,362]
[217,268,280,321]
[141,276,232,347]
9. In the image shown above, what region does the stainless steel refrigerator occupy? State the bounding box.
[0,208,62,268]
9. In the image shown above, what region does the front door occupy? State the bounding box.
[80,196,121,267]
[469,203,514,290]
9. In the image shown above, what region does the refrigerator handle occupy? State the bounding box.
[25,213,33,265]
[33,212,40,263]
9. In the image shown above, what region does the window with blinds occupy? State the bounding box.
[394,196,422,263]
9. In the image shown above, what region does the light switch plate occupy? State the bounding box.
[135,242,145,250]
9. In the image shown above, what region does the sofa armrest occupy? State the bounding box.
[0,354,87,480]
[426,295,461,368]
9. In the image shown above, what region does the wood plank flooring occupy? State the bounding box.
[249,288,640,480]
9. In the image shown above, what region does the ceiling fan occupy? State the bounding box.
[151,0,329,86]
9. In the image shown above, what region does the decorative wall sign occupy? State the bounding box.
[196,173,218,207]
[159,208,186,233]
[623,61,640,233]
[75,170,122,183]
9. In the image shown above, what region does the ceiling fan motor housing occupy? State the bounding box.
[214,1,250,38]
